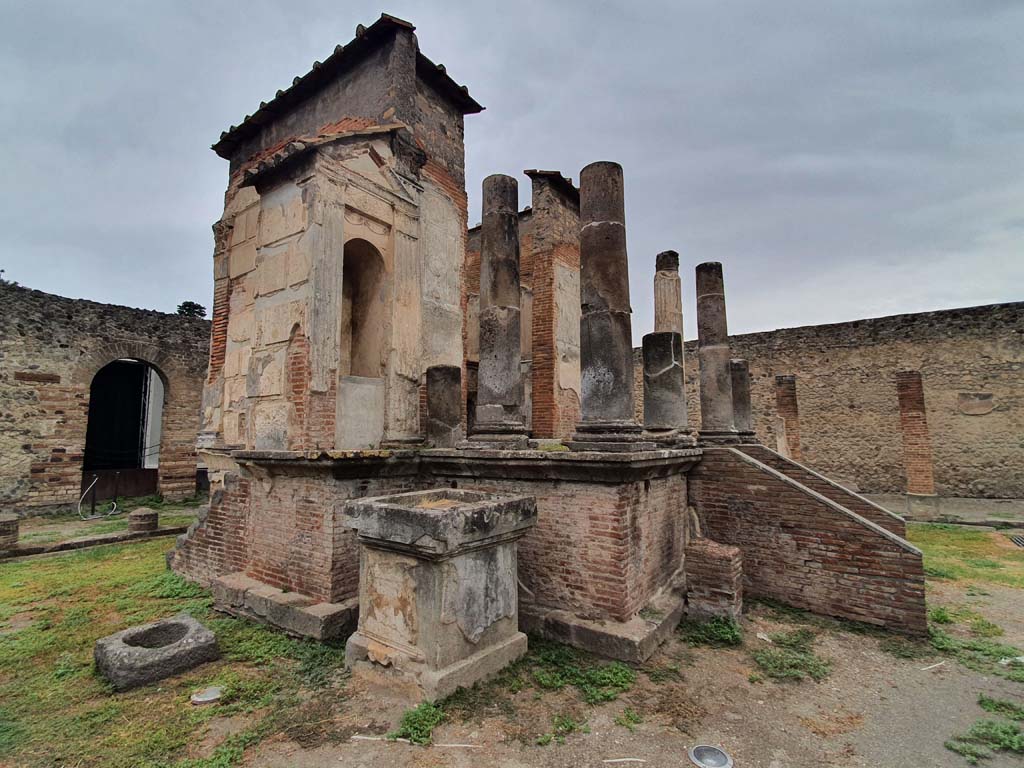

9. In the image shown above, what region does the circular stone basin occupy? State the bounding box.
[689,745,733,768]
[124,621,189,649]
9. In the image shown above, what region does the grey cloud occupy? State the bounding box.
[0,0,1019,342]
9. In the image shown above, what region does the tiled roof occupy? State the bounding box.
[212,13,483,160]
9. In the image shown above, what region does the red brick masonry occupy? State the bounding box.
[685,538,743,620]
[689,447,927,635]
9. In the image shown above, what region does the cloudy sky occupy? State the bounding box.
[2,0,1021,341]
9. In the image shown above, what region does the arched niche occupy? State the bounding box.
[341,238,387,379]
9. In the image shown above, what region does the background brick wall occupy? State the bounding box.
[1,283,208,512]
[634,302,1023,498]
[689,447,927,635]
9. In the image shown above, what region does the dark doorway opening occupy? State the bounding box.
[82,359,163,499]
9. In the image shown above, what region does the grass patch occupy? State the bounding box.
[908,524,1024,589]
[388,702,445,745]
[751,628,830,682]
[645,662,682,683]
[0,539,348,767]
[929,627,1024,683]
[946,719,1024,764]
[678,616,743,647]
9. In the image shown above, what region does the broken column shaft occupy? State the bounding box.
[653,250,684,336]
[472,174,527,445]
[696,262,737,440]
[730,358,755,437]
[569,161,648,450]
[643,332,688,432]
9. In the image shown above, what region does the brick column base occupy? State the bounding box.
[685,538,743,620]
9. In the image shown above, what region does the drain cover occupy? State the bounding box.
[689,745,733,768]
[190,686,224,706]
[1010,535,1024,548]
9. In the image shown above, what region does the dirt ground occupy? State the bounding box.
[232,578,1023,768]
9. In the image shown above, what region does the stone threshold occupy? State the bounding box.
[0,525,189,561]
[211,572,357,641]
[520,588,686,664]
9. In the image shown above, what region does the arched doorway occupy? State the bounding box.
[82,359,165,499]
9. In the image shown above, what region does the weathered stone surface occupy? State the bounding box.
[729,358,754,436]
[426,365,462,448]
[336,376,386,449]
[653,250,684,336]
[643,332,687,431]
[94,613,219,691]
[695,262,737,438]
[344,488,536,555]
[575,161,638,436]
[343,488,536,700]
[473,174,527,437]
[211,572,357,640]
[520,588,686,664]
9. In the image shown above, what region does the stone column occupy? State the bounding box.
[426,365,462,448]
[730,358,755,438]
[643,332,688,433]
[653,250,684,336]
[569,161,649,451]
[471,174,528,446]
[696,262,737,441]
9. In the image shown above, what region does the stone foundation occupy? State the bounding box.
[172,447,701,661]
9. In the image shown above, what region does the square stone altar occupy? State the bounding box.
[342,488,537,700]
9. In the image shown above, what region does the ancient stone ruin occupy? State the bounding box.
[170,13,930,696]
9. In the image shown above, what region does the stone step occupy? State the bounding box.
[211,572,356,640]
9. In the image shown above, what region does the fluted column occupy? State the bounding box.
[696,262,737,441]
[653,250,684,336]
[471,174,528,446]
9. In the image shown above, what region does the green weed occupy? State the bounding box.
[389,702,446,745]
[678,616,743,647]
[614,707,643,732]
[929,606,954,624]
[751,629,830,682]
[527,638,637,703]
[945,719,1024,764]
[978,695,1024,721]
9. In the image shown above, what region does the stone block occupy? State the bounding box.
[258,183,307,247]
[256,243,290,297]
[343,488,537,700]
[128,508,158,533]
[252,402,289,451]
[255,300,305,346]
[94,613,219,691]
[229,240,257,278]
[336,376,385,449]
